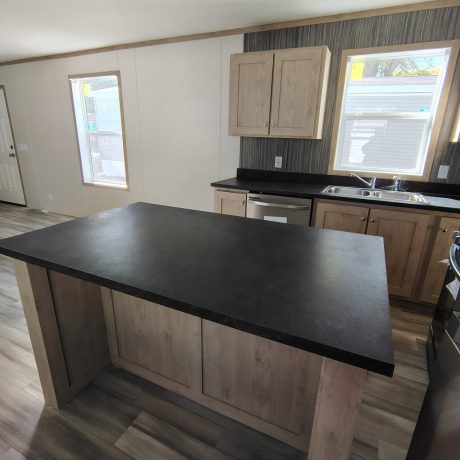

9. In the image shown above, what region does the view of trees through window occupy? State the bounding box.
[333,47,452,177]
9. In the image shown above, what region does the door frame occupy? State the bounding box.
[0,85,27,206]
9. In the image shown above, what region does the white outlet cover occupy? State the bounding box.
[438,165,449,179]
[275,156,283,168]
[17,143,28,152]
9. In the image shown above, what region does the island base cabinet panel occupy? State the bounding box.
[106,290,202,395]
[366,209,432,298]
[419,216,460,304]
[202,320,322,437]
[13,261,110,409]
[314,201,369,234]
[307,359,366,460]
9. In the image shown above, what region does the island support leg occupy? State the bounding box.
[13,261,110,409]
[307,357,366,460]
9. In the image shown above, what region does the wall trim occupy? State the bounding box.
[0,0,459,67]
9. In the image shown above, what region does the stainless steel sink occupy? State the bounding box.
[321,185,429,204]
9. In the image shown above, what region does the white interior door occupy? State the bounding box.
[0,88,25,205]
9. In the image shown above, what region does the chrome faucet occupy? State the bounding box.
[349,172,377,189]
[392,176,402,191]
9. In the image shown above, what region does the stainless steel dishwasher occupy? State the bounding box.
[246,193,312,227]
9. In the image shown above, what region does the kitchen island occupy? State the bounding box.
[0,202,394,459]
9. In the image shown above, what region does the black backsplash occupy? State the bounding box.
[240,6,460,184]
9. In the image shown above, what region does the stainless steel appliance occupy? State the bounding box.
[246,193,312,227]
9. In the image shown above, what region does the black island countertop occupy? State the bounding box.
[212,169,460,213]
[0,202,394,376]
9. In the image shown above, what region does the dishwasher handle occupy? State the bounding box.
[248,197,310,210]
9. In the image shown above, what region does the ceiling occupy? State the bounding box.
[0,0,429,63]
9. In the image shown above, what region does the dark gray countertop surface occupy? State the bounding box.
[0,202,394,376]
[212,177,460,212]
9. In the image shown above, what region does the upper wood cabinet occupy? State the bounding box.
[419,217,460,304]
[229,46,331,139]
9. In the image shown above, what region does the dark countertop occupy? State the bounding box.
[0,202,394,376]
[212,175,460,213]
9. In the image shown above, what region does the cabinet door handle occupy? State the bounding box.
[241,201,245,206]
[370,218,375,223]
[360,216,366,222]
[440,227,448,232]
[271,122,276,127]
[264,122,268,127]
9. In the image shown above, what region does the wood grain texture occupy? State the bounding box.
[229,52,274,136]
[366,209,433,298]
[308,358,366,460]
[270,47,330,138]
[241,5,460,184]
[313,200,369,233]
[419,216,460,303]
[48,270,109,385]
[213,189,247,216]
[202,320,322,440]
[111,290,202,391]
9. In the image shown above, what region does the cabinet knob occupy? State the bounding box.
[440,228,448,232]
[264,122,268,127]
[241,201,245,206]
[271,122,276,127]
[370,218,375,223]
[360,216,366,222]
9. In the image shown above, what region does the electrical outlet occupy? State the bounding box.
[438,165,449,179]
[17,144,28,152]
[274,156,283,169]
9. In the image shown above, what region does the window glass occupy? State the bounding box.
[69,74,127,188]
[333,47,451,176]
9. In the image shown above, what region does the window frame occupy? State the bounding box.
[68,70,129,190]
[328,40,460,182]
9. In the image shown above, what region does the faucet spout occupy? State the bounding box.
[349,172,377,189]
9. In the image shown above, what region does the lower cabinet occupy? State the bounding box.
[214,189,247,217]
[314,200,433,300]
[419,216,460,304]
[313,201,369,234]
[366,208,432,299]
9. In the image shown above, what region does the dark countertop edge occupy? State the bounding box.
[3,247,394,377]
[211,179,460,213]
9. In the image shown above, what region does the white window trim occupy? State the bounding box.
[68,71,129,190]
[328,40,460,182]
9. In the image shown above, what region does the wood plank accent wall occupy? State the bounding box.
[240,6,460,184]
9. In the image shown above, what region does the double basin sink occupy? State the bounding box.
[322,185,429,204]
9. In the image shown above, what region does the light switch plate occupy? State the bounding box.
[275,156,283,169]
[438,165,449,179]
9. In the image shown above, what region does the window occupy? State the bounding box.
[69,72,128,188]
[330,43,458,179]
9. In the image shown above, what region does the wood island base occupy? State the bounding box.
[14,260,366,460]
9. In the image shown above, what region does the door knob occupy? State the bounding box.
[8,153,15,158]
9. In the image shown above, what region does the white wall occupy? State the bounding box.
[0,35,243,216]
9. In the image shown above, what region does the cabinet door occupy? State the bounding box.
[111,291,202,392]
[270,47,330,138]
[202,320,322,435]
[229,52,273,136]
[214,190,247,217]
[314,201,369,234]
[419,217,460,304]
[366,209,432,298]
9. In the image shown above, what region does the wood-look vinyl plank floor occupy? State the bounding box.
[0,202,433,459]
